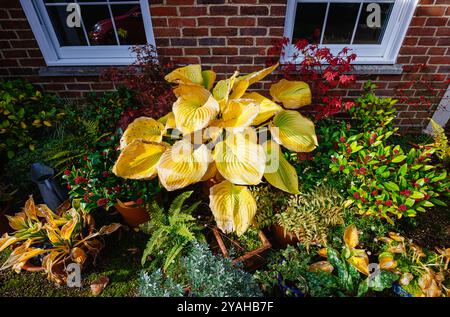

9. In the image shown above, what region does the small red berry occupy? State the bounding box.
[339,165,345,171]
[136,198,144,205]
[353,192,361,200]
[424,177,430,183]
[340,136,346,143]
[64,170,71,176]
[385,200,393,207]
[97,198,108,207]
[372,190,378,196]
[399,204,407,212]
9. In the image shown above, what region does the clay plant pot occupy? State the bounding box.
[114,199,149,227]
[212,227,271,271]
[270,224,299,249]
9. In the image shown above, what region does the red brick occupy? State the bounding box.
[152,18,168,27]
[199,38,225,46]
[170,38,197,46]
[429,56,450,64]
[197,0,225,4]
[416,6,446,16]
[8,9,26,19]
[240,28,267,36]
[168,18,196,27]
[167,0,194,4]
[179,7,207,16]
[150,6,178,16]
[403,37,418,46]
[428,47,447,55]
[201,56,227,64]
[436,28,450,36]
[437,38,450,46]
[411,56,430,63]
[258,17,285,27]
[183,28,209,36]
[407,27,436,36]
[10,39,37,48]
[399,47,428,55]
[3,49,27,58]
[228,17,256,26]
[240,6,269,15]
[425,18,448,26]
[184,47,211,55]
[418,37,438,45]
[228,37,253,46]
[227,56,253,64]
[212,47,238,55]
[153,27,181,37]
[270,6,286,16]
[19,58,44,67]
[211,28,238,36]
[269,27,284,36]
[0,59,18,67]
[66,84,92,91]
[210,6,238,15]
[198,17,225,26]
[158,47,183,55]
[410,17,426,26]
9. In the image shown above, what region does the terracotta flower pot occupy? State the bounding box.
[115,199,149,227]
[271,224,299,249]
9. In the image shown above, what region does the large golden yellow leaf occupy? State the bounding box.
[269,110,318,153]
[263,141,299,194]
[244,92,283,125]
[173,85,220,134]
[344,224,359,249]
[348,249,369,276]
[209,180,256,236]
[270,79,312,109]
[23,196,38,221]
[202,70,216,90]
[236,63,279,87]
[158,112,176,132]
[113,141,167,179]
[60,216,78,241]
[157,140,211,191]
[6,212,27,231]
[229,79,249,100]
[120,117,164,150]
[165,64,204,86]
[378,252,398,271]
[219,99,260,130]
[213,131,265,185]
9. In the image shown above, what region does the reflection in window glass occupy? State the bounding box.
[353,3,394,44]
[46,5,87,46]
[292,3,327,44]
[111,5,146,45]
[323,3,360,44]
[82,5,118,45]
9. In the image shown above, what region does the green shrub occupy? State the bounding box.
[139,241,262,297]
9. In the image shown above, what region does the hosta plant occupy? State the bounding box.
[330,129,450,223]
[376,232,449,297]
[112,63,318,235]
[0,197,121,284]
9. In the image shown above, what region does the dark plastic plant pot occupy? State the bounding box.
[271,224,299,249]
[115,199,149,227]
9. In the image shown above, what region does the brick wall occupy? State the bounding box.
[0,0,449,130]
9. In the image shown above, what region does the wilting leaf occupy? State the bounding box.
[213,131,265,185]
[6,212,27,231]
[165,64,204,86]
[173,85,220,134]
[270,110,318,153]
[90,276,110,296]
[23,196,38,221]
[157,140,211,191]
[113,141,167,179]
[308,261,334,273]
[229,80,249,100]
[209,180,256,236]
[120,117,164,150]
[378,252,397,270]
[263,140,299,194]
[60,216,78,241]
[399,272,414,286]
[269,79,312,109]
[344,224,359,249]
[243,92,283,125]
[348,249,369,276]
[71,247,87,265]
[388,232,405,242]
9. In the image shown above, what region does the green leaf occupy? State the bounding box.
[392,155,406,163]
[410,191,425,199]
[384,181,399,192]
[405,198,415,207]
[430,198,447,206]
[399,163,407,176]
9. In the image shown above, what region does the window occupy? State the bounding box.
[283,0,418,64]
[20,0,156,66]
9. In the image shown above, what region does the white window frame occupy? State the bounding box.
[20,0,156,66]
[283,0,418,64]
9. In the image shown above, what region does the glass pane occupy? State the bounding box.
[323,3,360,44]
[292,3,327,44]
[45,5,87,46]
[81,5,118,45]
[353,3,394,44]
[111,4,147,45]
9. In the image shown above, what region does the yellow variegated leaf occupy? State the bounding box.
[173,85,220,134]
[344,224,359,249]
[308,261,334,273]
[44,224,62,244]
[270,110,318,153]
[71,247,87,265]
[263,141,299,194]
[113,141,167,179]
[202,70,216,90]
[388,232,405,242]
[229,79,249,100]
[209,180,256,236]
[165,64,204,86]
[213,131,265,185]
[0,234,22,253]
[219,99,259,130]
[60,216,78,241]
[244,92,283,125]
[157,140,211,191]
[6,212,27,231]
[158,112,176,132]
[213,71,239,111]
[236,63,279,87]
[348,249,369,276]
[23,196,38,221]
[120,117,164,150]
[270,79,312,109]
